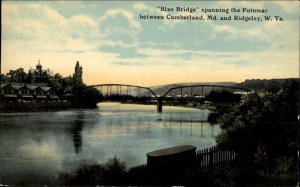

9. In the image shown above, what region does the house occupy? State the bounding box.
[35,86,48,101]
[1,83,18,102]
[39,86,59,101]
[47,88,59,101]
[18,84,34,101]
[0,83,59,102]
[26,85,38,95]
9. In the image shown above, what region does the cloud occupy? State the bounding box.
[99,8,141,30]
[68,15,99,39]
[273,1,299,14]
[98,7,141,52]
[2,2,102,54]
[112,61,145,66]
[209,17,298,51]
[133,2,147,11]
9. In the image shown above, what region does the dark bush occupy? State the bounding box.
[58,156,127,185]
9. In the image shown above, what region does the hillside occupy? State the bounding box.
[238,78,299,92]
[148,82,238,96]
[145,78,299,96]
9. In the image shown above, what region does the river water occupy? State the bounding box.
[0,102,220,184]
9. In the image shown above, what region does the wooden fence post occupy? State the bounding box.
[209,147,214,173]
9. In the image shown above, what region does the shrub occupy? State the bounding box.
[58,156,127,185]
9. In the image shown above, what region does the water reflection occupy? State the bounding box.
[71,114,84,154]
[160,119,217,138]
[0,103,220,185]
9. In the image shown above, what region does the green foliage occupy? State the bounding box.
[239,78,299,93]
[58,156,127,186]
[73,61,83,85]
[0,74,8,82]
[48,73,64,95]
[271,157,295,180]
[25,71,34,83]
[61,76,73,94]
[5,68,27,82]
[216,80,299,184]
[70,61,103,108]
[72,85,103,108]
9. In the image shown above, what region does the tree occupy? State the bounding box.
[0,74,8,82]
[216,80,299,184]
[218,90,298,156]
[71,61,103,108]
[62,76,73,94]
[6,68,27,82]
[25,71,35,83]
[48,73,64,96]
[206,90,241,103]
[80,87,103,108]
[73,61,83,85]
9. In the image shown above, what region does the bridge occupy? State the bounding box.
[88,84,251,112]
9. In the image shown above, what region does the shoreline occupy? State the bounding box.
[0,100,230,115]
[0,101,73,113]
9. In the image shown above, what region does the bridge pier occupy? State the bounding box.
[157,97,163,113]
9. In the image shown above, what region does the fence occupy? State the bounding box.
[128,144,238,185]
[195,144,238,173]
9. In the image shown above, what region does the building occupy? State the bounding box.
[29,61,53,81]
[0,83,19,102]
[0,83,59,102]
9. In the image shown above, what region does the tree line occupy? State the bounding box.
[215,78,299,185]
[1,62,103,108]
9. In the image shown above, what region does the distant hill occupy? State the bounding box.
[148,82,238,96]
[144,78,299,96]
[238,78,300,92]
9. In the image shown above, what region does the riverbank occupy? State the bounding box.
[0,101,72,113]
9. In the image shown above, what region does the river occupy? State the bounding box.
[0,102,220,185]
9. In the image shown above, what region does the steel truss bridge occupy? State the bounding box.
[88,84,251,112]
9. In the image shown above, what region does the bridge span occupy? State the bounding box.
[88,84,251,112]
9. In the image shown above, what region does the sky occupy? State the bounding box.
[2,1,299,87]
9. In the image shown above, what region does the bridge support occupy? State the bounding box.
[157,97,163,113]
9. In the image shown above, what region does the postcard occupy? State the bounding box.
[1,1,299,186]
